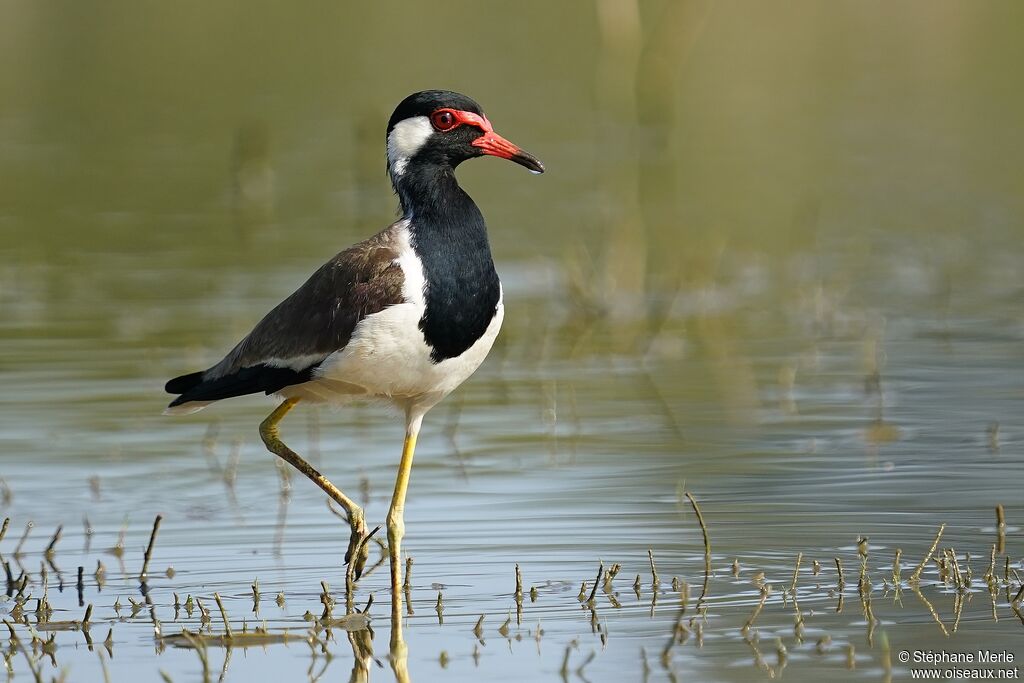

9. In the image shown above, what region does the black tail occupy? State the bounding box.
[166,365,316,408]
[165,371,205,396]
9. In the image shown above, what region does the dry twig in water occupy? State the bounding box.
[685,491,712,605]
[139,515,163,581]
[911,523,946,582]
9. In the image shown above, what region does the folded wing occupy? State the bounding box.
[166,225,406,410]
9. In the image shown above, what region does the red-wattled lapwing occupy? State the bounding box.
[164,90,544,590]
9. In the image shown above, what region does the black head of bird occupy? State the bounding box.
[385,90,544,188]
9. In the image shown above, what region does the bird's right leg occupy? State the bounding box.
[259,397,370,578]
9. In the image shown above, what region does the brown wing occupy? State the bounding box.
[209,224,406,378]
[165,222,406,407]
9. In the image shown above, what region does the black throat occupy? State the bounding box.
[395,163,501,363]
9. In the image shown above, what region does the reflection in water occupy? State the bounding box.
[389,591,410,683]
[273,456,292,556]
[346,625,375,683]
[1,508,1022,683]
[231,122,275,241]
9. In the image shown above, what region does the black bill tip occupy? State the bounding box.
[512,150,545,174]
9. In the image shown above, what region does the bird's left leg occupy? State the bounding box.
[386,409,423,594]
[260,397,370,578]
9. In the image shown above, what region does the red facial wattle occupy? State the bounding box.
[431,108,545,174]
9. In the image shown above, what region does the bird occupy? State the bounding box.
[164,90,544,591]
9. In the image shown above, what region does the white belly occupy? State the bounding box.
[285,298,503,410]
[278,221,503,412]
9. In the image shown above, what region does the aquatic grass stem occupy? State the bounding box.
[14,521,32,555]
[587,562,604,604]
[911,524,945,582]
[741,587,769,636]
[139,515,163,582]
[996,505,1006,554]
[213,593,233,638]
[685,492,711,605]
[45,525,62,556]
[402,556,413,591]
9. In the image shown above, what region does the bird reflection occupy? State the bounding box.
[230,121,275,242]
[389,590,410,683]
[337,589,409,683]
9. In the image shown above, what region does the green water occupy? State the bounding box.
[1,2,1023,681]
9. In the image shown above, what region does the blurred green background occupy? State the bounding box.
[5,1,1024,264]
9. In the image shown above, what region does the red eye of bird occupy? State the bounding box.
[430,110,458,132]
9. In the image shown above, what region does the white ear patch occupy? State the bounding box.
[387,116,433,177]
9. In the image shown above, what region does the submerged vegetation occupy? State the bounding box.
[2,495,1020,681]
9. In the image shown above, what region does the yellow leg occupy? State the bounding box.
[259,398,369,577]
[386,429,418,594]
